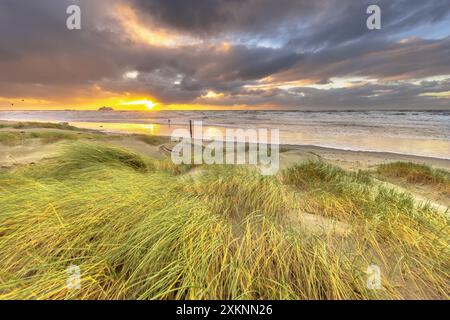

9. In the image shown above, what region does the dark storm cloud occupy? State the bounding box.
[131,0,321,38]
[0,0,130,85]
[1,0,450,109]
[132,0,450,45]
[287,0,450,49]
[273,37,450,83]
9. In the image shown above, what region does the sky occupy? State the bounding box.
[1,0,450,111]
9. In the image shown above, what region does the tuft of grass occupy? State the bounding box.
[0,132,23,146]
[187,165,294,221]
[0,145,448,300]
[11,122,81,131]
[154,158,196,175]
[282,160,372,189]
[282,161,450,299]
[22,142,155,178]
[0,131,105,146]
[376,162,450,196]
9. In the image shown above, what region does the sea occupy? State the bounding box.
[1,110,449,159]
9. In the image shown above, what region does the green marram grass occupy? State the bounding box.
[135,134,170,146]
[376,161,450,196]
[0,121,117,146]
[0,121,82,131]
[0,142,448,299]
[0,131,103,146]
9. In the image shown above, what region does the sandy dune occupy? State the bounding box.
[1,124,448,213]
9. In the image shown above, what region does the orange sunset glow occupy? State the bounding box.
[0,0,449,111]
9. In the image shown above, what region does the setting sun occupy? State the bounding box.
[146,101,156,110]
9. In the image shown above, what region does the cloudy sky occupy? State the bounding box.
[1,0,450,110]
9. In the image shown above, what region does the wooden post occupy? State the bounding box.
[189,120,193,138]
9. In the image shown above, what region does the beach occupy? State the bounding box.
[1,119,449,169]
[1,110,449,160]
[1,119,449,207]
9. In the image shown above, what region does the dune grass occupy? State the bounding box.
[0,131,79,145]
[0,131,107,146]
[135,134,170,146]
[7,121,81,131]
[282,162,449,297]
[376,162,450,196]
[0,143,448,300]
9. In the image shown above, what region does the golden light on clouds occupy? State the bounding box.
[242,78,314,92]
[201,90,225,99]
[420,91,450,98]
[243,76,378,92]
[216,42,231,53]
